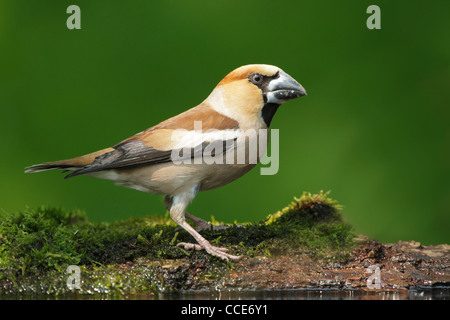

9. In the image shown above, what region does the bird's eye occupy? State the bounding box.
[250,73,263,85]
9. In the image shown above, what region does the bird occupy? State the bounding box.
[25,64,307,260]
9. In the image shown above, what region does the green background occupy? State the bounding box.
[1,1,449,245]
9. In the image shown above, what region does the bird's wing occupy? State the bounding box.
[64,103,240,178]
[64,140,173,178]
[113,102,239,149]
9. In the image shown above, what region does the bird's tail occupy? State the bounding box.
[24,162,78,173]
[24,147,114,175]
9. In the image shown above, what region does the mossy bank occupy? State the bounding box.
[0,191,358,296]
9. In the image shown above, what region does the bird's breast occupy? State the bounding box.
[199,162,257,191]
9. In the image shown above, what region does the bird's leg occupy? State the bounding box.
[167,192,242,261]
[166,195,224,231]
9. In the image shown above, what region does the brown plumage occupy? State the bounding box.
[25,64,307,260]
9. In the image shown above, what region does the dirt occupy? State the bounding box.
[223,238,450,292]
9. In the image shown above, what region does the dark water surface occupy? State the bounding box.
[148,287,450,300]
[2,286,448,300]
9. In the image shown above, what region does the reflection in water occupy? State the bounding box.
[132,287,450,300]
[167,287,448,300]
[2,287,448,300]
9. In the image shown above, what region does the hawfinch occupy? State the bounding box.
[25,64,307,260]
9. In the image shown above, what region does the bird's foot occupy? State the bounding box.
[194,222,234,232]
[191,219,214,232]
[177,241,243,261]
[185,212,243,232]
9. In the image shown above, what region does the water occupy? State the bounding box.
[152,287,450,300]
[4,287,447,300]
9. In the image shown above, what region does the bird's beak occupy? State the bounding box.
[266,70,307,104]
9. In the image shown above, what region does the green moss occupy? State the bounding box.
[0,191,355,295]
[262,191,353,258]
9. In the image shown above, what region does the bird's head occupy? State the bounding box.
[206,64,307,128]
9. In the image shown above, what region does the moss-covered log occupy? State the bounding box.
[1,191,447,297]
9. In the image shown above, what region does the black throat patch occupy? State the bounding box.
[261,103,280,127]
